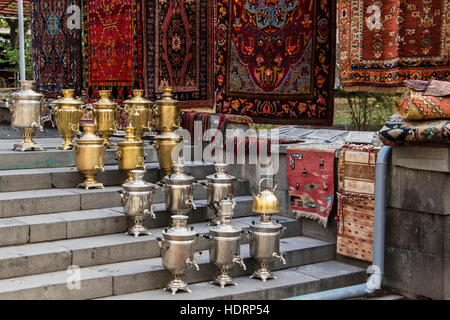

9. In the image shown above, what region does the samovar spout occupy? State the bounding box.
[186,257,200,271]
[272,252,287,265]
[143,206,156,219]
[185,197,196,210]
[233,256,247,271]
[30,121,43,132]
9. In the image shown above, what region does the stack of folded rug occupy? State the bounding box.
[379,80,450,146]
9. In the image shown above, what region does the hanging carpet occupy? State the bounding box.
[338,0,450,92]
[215,0,336,125]
[287,145,337,227]
[32,0,82,98]
[84,0,144,102]
[143,0,215,110]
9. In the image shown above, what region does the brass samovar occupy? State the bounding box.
[51,89,84,150]
[118,170,159,237]
[249,178,287,281]
[74,124,106,190]
[123,89,153,141]
[9,80,45,151]
[204,199,246,288]
[115,126,146,183]
[157,215,200,295]
[92,90,118,148]
[153,87,183,176]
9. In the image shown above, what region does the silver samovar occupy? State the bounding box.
[202,163,237,225]
[118,170,159,237]
[8,80,45,151]
[162,163,196,215]
[249,178,287,281]
[204,199,246,288]
[157,215,200,295]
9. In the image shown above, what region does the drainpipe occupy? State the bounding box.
[285,146,392,300]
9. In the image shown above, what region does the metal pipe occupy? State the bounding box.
[284,146,392,300]
[18,0,26,81]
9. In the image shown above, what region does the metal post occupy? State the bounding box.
[18,0,26,81]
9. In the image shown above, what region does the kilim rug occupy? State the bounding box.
[32,0,82,98]
[143,0,215,110]
[338,0,450,92]
[84,0,144,101]
[215,0,336,125]
[287,145,337,227]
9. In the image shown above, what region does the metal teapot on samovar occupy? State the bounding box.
[8,80,46,151]
[160,163,196,215]
[201,163,237,225]
[203,199,246,288]
[248,178,287,281]
[118,169,159,237]
[157,215,201,295]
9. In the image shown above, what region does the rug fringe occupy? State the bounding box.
[342,86,408,94]
[293,210,329,228]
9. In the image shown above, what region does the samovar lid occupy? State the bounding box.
[122,170,158,192]
[75,124,104,145]
[124,89,153,105]
[55,89,83,106]
[93,90,117,108]
[162,215,196,240]
[155,87,178,106]
[11,80,43,101]
[164,163,195,185]
[206,163,236,184]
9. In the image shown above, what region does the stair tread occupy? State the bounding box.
[99,261,365,300]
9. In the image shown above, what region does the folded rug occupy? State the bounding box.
[379,114,450,146]
[395,80,450,120]
[287,145,337,227]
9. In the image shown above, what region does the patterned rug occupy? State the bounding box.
[379,114,450,146]
[32,0,82,98]
[84,0,143,101]
[143,0,215,110]
[287,145,337,227]
[215,0,336,125]
[339,0,450,92]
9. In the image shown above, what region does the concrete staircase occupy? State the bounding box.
[0,139,367,300]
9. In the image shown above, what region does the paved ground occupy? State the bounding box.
[0,123,60,139]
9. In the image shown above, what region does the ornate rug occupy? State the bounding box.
[143,0,215,110]
[339,0,450,92]
[287,145,337,227]
[32,0,82,98]
[84,0,143,101]
[215,0,336,125]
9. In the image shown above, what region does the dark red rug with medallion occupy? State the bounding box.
[215,0,336,125]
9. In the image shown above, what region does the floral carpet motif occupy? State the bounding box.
[338,0,450,92]
[32,0,82,98]
[144,0,214,109]
[84,0,143,101]
[216,0,336,125]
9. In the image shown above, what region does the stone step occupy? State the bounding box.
[0,216,300,280]
[0,196,254,247]
[0,179,250,218]
[0,237,343,300]
[100,260,365,300]
[0,162,218,192]
[0,140,158,171]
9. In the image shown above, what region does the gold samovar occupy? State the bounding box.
[123,89,153,141]
[248,178,287,281]
[115,126,147,183]
[153,87,183,176]
[51,89,84,150]
[8,80,45,151]
[74,124,106,190]
[92,90,118,149]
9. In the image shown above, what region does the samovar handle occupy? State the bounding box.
[157,238,170,250]
[233,255,247,271]
[241,228,252,241]
[199,181,208,190]
[114,150,121,161]
[272,252,286,265]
